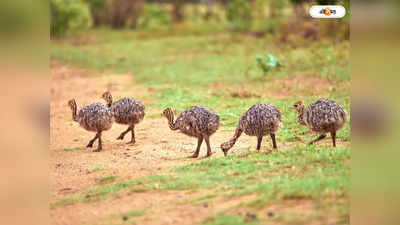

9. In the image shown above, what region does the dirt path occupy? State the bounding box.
[50,61,285,225]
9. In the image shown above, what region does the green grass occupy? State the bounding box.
[122,209,145,218]
[59,146,85,152]
[51,29,349,85]
[52,146,349,210]
[91,167,105,172]
[204,214,257,225]
[98,175,118,184]
[192,194,218,205]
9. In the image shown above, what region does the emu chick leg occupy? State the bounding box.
[94,132,102,152]
[256,136,263,151]
[270,133,277,149]
[87,133,99,148]
[128,125,135,144]
[204,135,212,157]
[189,137,203,158]
[308,134,327,145]
[330,131,336,147]
[117,125,133,140]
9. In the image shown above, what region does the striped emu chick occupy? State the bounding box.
[68,99,114,152]
[162,106,220,158]
[102,91,145,144]
[221,104,281,156]
[293,99,346,147]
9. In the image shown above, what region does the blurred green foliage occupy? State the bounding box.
[50,0,350,39]
[289,0,308,4]
[85,0,106,12]
[226,0,252,31]
[50,0,92,37]
[138,4,172,29]
[84,0,107,26]
[338,0,350,22]
[267,0,287,18]
[316,0,338,4]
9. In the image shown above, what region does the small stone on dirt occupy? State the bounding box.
[267,211,275,217]
[58,187,73,194]
[122,216,128,221]
[203,203,208,208]
[245,212,257,221]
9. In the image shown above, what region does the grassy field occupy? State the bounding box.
[51,25,350,225]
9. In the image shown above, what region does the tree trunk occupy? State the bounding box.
[111,0,129,28]
[172,0,184,23]
[111,0,145,29]
[203,0,216,21]
[293,3,306,19]
[130,0,145,29]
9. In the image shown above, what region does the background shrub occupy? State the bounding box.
[226,0,252,32]
[50,0,92,37]
[84,0,107,26]
[138,4,171,29]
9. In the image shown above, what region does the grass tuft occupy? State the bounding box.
[59,147,85,152]
[98,175,118,184]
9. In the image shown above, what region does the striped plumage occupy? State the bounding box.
[221,104,281,156]
[102,91,145,144]
[162,106,220,158]
[68,99,114,152]
[293,99,347,147]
